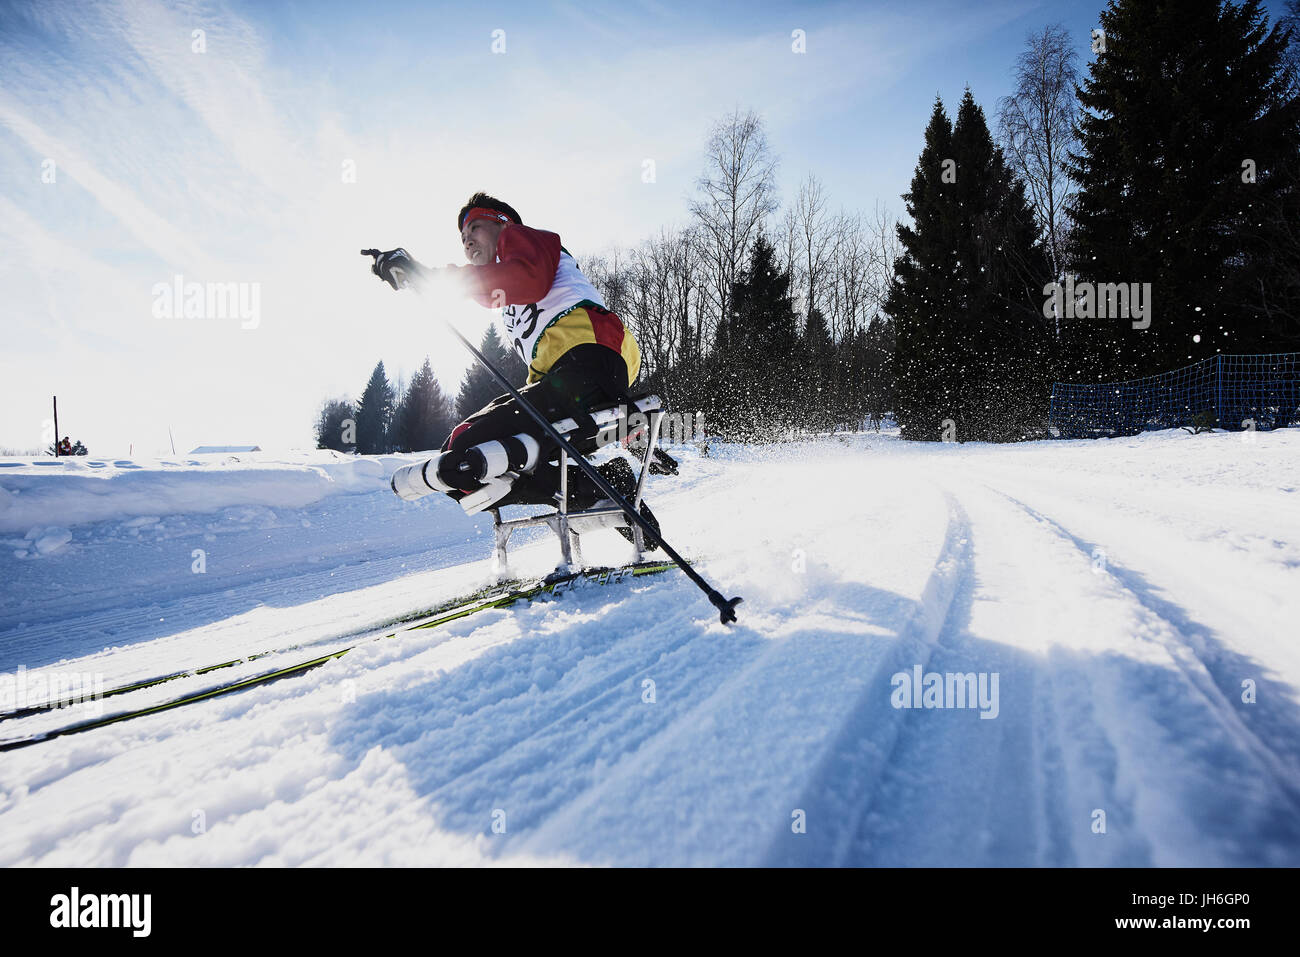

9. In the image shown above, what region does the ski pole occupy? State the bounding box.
[362,249,742,624]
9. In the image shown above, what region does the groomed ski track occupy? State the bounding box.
[1,430,1297,866]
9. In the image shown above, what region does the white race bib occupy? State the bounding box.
[498,251,605,364]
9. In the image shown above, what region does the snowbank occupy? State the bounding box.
[0,450,429,536]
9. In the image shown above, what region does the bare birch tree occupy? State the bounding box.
[794,173,835,322]
[996,24,1079,280]
[689,108,779,351]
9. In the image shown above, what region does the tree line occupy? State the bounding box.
[314,327,527,454]
[581,121,902,442]
[317,0,1299,448]
[884,0,1299,441]
[580,0,1300,442]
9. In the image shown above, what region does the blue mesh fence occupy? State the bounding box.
[1048,353,1300,438]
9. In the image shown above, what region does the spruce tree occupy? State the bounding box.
[800,307,834,432]
[315,398,356,452]
[386,371,407,454]
[354,361,395,454]
[1240,2,1300,351]
[857,316,896,429]
[950,88,1052,440]
[886,92,1051,441]
[455,325,528,420]
[719,233,800,439]
[395,358,457,452]
[885,97,963,440]
[1066,0,1300,380]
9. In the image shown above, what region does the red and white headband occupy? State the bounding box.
[461,207,514,230]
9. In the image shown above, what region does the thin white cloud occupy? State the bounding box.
[0,93,220,273]
[114,0,316,205]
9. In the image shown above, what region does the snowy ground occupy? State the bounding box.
[1,428,1297,866]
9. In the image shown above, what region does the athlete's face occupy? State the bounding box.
[461,217,506,266]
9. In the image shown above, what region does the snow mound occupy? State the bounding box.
[0,451,431,534]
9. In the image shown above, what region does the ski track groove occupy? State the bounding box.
[0,592,502,742]
[1029,665,1077,866]
[2,576,560,762]
[976,477,1297,865]
[0,568,595,734]
[298,580,724,864]
[748,492,974,865]
[832,498,1057,867]
[796,485,1087,867]
[0,544,483,672]
[836,476,1214,867]
[993,488,1300,810]
[902,477,1300,866]
[966,483,1155,866]
[349,604,701,830]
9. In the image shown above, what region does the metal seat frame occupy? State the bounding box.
[488,405,665,580]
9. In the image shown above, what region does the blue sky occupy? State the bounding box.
[1,0,1293,454]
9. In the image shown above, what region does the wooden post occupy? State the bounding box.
[53,395,59,457]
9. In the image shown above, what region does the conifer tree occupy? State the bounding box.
[950,88,1052,440]
[886,92,1050,441]
[455,326,528,421]
[315,398,356,452]
[1066,0,1300,379]
[394,358,456,452]
[715,233,800,439]
[800,307,835,432]
[354,361,395,454]
[885,97,963,440]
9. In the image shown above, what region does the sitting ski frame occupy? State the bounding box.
[489,400,665,577]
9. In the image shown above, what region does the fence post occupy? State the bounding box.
[1215,354,1224,428]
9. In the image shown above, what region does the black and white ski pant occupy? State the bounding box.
[441,343,631,509]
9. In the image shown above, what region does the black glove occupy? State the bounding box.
[649,446,680,476]
[361,248,425,290]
